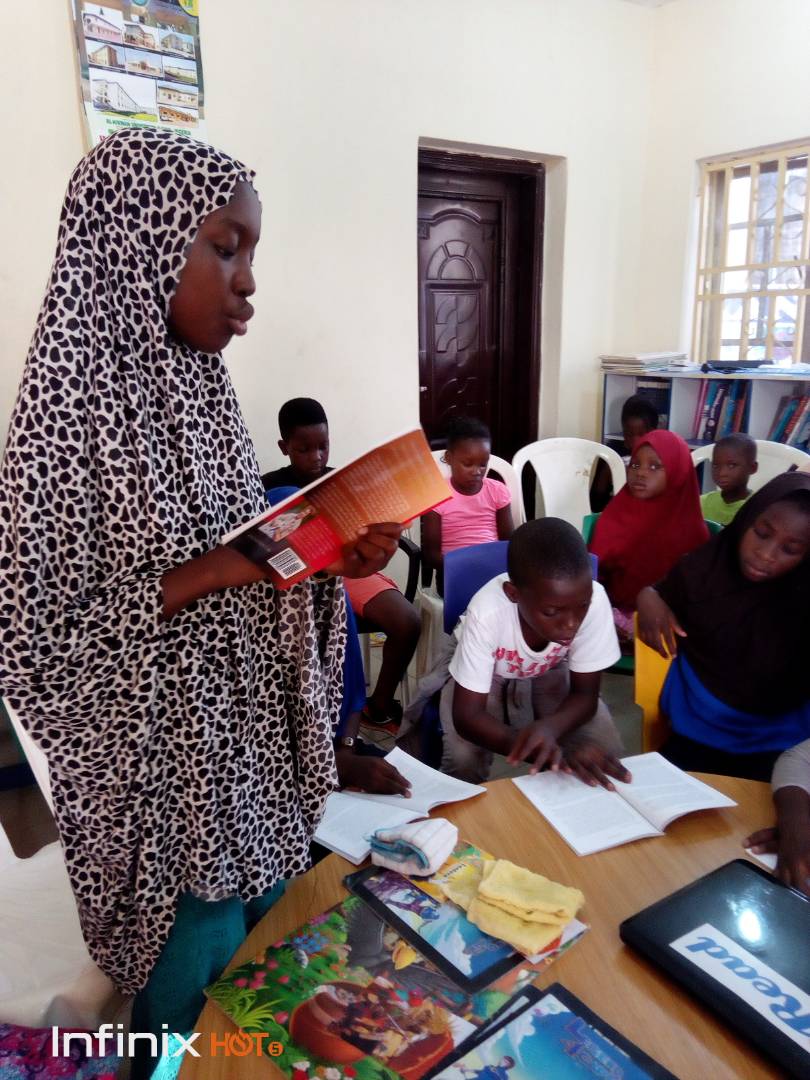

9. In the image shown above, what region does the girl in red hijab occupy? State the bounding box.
[589,429,709,643]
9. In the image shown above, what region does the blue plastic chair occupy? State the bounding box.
[442,542,598,634]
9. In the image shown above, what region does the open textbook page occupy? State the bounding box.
[314,749,485,863]
[513,752,735,856]
[222,427,450,587]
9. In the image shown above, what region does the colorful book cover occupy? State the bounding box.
[718,381,740,439]
[772,397,800,442]
[430,984,676,1080]
[698,381,719,439]
[205,885,579,1080]
[784,395,809,444]
[702,383,728,442]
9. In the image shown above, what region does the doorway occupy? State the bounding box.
[417,149,544,460]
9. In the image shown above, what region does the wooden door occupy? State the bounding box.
[417,153,543,459]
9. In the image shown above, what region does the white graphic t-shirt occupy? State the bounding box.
[449,573,620,694]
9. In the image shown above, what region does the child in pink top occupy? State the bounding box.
[421,418,514,589]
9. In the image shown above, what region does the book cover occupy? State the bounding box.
[772,397,800,443]
[697,381,719,439]
[430,983,676,1079]
[784,395,810,444]
[767,396,792,440]
[703,383,728,442]
[223,428,451,588]
[718,382,740,439]
[205,880,583,1080]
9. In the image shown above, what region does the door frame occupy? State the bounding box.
[417,148,545,457]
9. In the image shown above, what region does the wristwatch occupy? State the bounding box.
[338,735,356,749]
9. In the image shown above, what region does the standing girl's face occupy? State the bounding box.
[445,438,490,495]
[169,181,261,354]
[738,499,810,582]
[627,443,667,500]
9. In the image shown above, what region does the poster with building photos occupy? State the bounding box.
[71,0,206,146]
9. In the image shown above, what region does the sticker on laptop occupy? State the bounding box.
[669,923,810,1051]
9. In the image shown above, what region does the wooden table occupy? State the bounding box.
[181,774,780,1080]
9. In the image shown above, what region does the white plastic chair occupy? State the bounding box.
[0,700,119,1027]
[691,439,810,493]
[511,438,625,529]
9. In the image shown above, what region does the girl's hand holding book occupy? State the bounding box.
[330,522,403,579]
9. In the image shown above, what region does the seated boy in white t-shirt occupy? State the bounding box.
[445,518,629,786]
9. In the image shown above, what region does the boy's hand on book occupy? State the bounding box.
[331,523,403,579]
[335,749,412,797]
[637,587,685,658]
[508,722,563,774]
[562,744,632,791]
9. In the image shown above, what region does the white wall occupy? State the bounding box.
[635,0,810,353]
[0,0,654,468]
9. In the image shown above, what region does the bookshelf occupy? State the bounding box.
[601,368,810,451]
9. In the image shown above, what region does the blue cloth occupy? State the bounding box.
[265,484,365,739]
[662,652,810,754]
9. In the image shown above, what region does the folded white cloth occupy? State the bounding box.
[369,817,458,877]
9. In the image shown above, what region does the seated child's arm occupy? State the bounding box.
[496,504,514,541]
[637,585,687,658]
[420,510,442,571]
[746,739,810,896]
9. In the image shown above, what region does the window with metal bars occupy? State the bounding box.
[693,144,810,365]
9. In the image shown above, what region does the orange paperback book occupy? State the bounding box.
[223,428,451,588]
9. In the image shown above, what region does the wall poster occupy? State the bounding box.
[71,0,206,146]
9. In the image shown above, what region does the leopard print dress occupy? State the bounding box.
[0,129,345,995]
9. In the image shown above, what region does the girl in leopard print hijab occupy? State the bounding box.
[0,128,399,1069]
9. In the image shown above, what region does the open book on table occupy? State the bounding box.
[223,427,450,587]
[513,751,736,856]
[315,747,486,863]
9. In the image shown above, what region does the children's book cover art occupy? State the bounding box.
[205,895,544,1080]
[347,867,520,993]
[431,985,676,1080]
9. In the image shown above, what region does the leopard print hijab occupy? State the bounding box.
[0,129,345,994]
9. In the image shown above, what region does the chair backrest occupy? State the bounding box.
[512,438,625,528]
[443,541,509,633]
[443,542,598,634]
[692,439,810,493]
[633,618,673,752]
[3,699,54,814]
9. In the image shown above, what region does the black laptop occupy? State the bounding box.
[620,859,810,1078]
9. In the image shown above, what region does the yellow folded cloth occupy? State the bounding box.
[439,859,491,911]
[478,858,584,925]
[467,895,563,955]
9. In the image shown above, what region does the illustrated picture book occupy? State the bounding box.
[426,983,676,1079]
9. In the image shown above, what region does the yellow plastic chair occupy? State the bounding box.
[634,615,673,752]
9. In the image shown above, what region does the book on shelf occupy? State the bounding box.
[731,381,750,433]
[768,396,800,442]
[222,428,450,588]
[599,350,689,372]
[512,752,736,856]
[314,748,485,864]
[702,382,728,442]
[783,394,810,444]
